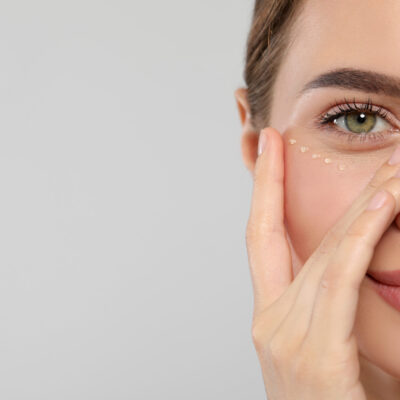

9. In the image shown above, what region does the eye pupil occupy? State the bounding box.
[357,113,366,123]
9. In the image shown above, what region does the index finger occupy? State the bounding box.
[246,127,292,312]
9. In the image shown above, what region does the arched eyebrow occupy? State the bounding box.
[297,67,400,100]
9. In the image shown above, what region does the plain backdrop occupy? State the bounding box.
[0,1,266,399]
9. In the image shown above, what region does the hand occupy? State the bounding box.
[246,127,400,399]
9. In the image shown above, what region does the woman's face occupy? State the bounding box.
[237,0,400,388]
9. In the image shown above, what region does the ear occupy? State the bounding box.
[234,87,259,175]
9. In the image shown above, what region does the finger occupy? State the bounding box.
[309,181,400,346]
[246,126,291,313]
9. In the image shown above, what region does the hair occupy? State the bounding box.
[244,0,307,131]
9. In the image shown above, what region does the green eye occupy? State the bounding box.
[344,112,376,134]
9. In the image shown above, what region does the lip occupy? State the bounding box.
[366,273,400,313]
[367,269,400,286]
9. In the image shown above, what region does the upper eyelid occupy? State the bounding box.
[324,102,385,118]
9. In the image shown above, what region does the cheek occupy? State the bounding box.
[283,141,374,267]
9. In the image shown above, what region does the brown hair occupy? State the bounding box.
[244,0,306,131]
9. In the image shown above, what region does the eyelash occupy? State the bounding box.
[315,96,398,144]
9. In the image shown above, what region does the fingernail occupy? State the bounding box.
[366,190,388,210]
[258,131,268,156]
[388,144,400,165]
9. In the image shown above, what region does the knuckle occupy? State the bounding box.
[319,275,340,291]
[320,261,347,290]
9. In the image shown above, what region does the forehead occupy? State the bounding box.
[270,0,400,131]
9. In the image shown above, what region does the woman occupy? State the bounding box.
[234,1,400,399]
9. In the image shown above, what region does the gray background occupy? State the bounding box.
[0,1,265,398]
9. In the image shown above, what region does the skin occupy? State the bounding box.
[235,0,400,398]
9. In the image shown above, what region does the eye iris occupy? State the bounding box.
[345,111,376,133]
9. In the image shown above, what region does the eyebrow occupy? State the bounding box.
[298,67,400,100]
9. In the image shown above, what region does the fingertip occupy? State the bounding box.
[260,127,283,146]
[260,127,272,143]
[258,127,274,156]
[257,131,268,156]
[259,126,285,160]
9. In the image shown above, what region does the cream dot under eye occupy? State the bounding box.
[289,138,348,172]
